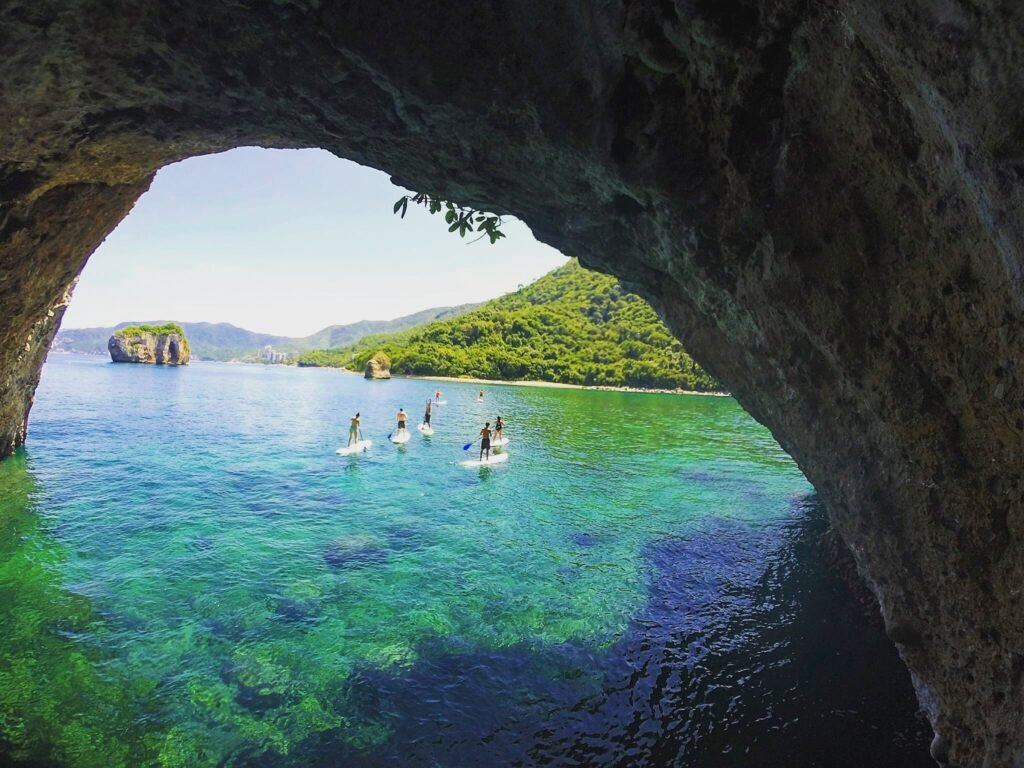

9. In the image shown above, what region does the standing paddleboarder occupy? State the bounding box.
[423,398,433,429]
[347,412,362,447]
[479,421,492,461]
[494,415,505,444]
[396,407,408,437]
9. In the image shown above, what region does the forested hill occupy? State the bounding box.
[298,260,720,391]
[52,304,479,362]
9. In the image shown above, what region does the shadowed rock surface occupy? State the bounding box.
[1,2,1023,764]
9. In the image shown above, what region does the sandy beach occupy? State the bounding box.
[399,373,729,397]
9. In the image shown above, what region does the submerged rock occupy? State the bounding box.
[322,534,388,570]
[108,324,190,365]
[572,533,597,548]
[271,597,317,625]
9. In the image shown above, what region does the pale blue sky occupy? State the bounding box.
[63,148,566,337]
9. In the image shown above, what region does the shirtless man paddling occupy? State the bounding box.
[479,422,492,461]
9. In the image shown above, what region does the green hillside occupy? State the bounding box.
[114,322,187,338]
[53,304,480,362]
[298,261,720,391]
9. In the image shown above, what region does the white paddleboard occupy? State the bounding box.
[417,423,434,435]
[337,440,373,456]
[390,431,412,444]
[432,400,447,405]
[491,436,510,447]
[460,451,510,468]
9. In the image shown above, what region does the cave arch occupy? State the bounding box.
[3,3,1024,765]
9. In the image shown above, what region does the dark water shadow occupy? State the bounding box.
[311,495,931,768]
[525,495,933,767]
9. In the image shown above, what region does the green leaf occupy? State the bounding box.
[445,209,456,224]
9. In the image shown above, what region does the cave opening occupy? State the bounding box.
[0,146,933,767]
[5,3,1024,764]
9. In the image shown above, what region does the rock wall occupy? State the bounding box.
[108,331,189,365]
[1,2,1023,764]
[364,355,391,380]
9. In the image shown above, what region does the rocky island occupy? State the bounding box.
[108,323,190,365]
[363,351,390,379]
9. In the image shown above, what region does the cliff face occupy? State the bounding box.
[108,332,190,365]
[364,356,391,379]
[1,3,1023,764]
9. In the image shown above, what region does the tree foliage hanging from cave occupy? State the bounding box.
[393,193,506,244]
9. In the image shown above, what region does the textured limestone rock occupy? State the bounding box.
[107,331,189,365]
[364,354,391,380]
[2,2,1024,764]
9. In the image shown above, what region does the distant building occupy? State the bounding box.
[262,345,287,364]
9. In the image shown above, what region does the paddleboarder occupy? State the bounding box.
[434,390,442,402]
[396,407,408,437]
[479,421,492,461]
[423,398,433,428]
[347,412,362,447]
[494,415,505,443]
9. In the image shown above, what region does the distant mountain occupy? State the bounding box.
[297,260,720,391]
[293,304,481,350]
[52,304,481,362]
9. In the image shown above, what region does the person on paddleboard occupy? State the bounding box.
[435,390,442,402]
[478,389,485,400]
[396,407,408,436]
[479,421,492,461]
[494,415,504,443]
[423,399,432,428]
[347,412,362,447]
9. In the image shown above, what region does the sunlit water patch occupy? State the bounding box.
[0,355,930,766]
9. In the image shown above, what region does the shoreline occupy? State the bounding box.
[398,373,729,397]
[48,353,727,396]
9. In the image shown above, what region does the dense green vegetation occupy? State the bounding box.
[299,261,720,391]
[114,322,187,338]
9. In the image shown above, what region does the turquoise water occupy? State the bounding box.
[0,354,929,766]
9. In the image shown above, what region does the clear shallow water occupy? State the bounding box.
[0,354,930,767]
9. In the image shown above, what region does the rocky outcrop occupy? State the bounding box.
[364,353,391,379]
[108,329,189,365]
[2,3,1024,764]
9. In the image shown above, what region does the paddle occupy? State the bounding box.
[462,438,477,451]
